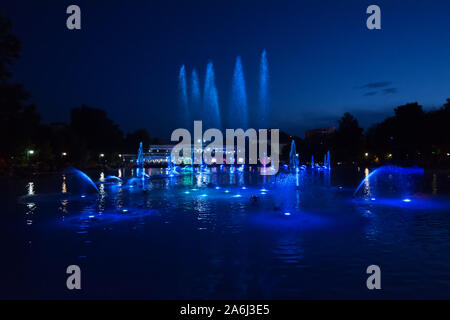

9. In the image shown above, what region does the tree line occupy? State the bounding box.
[0,14,159,174]
[286,101,450,167]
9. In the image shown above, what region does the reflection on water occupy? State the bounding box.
[5,167,450,299]
[61,175,67,194]
[27,182,35,195]
[364,168,371,196]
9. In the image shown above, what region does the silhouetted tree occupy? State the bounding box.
[367,102,427,161]
[70,105,124,161]
[0,13,21,81]
[334,112,363,162]
[0,14,40,162]
[124,129,156,153]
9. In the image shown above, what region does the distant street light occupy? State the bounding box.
[364,152,369,157]
[62,152,67,156]
[26,150,34,161]
[118,154,122,158]
[99,153,105,158]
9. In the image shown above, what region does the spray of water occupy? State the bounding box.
[66,168,99,193]
[230,56,248,129]
[190,69,201,119]
[259,50,269,128]
[178,65,189,125]
[203,61,221,129]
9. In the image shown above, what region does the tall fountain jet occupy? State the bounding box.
[289,140,298,171]
[190,69,201,120]
[230,56,248,129]
[178,65,189,125]
[203,62,222,129]
[259,50,269,128]
[137,142,144,178]
[325,151,331,169]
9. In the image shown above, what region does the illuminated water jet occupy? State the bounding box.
[178,65,189,125]
[230,56,248,128]
[259,50,269,128]
[203,62,221,129]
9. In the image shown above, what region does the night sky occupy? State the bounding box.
[3,0,450,138]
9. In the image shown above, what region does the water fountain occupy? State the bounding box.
[353,165,424,200]
[178,65,189,125]
[230,56,248,129]
[289,140,299,172]
[104,175,122,183]
[137,142,145,179]
[327,151,330,169]
[190,69,201,120]
[259,50,269,128]
[203,62,221,129]
[65,167,99,193]
[322,151,331,169]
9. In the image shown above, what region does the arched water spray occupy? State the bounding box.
[203,62,221,129]
[259,50,269,128]
[178,65,189,125]
[353,165,424,199]
[190,69,201,120]
[230,56,248,129]
[65,168,99,193]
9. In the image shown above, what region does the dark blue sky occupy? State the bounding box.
[3,0,450,138]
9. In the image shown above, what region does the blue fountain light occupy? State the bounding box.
[284,212,291,216]
[230,56,248,128]
[191,68,201,117]
[178,65,189,124]
[289,140,299,171]
[353,165,425,199]
[105,175,122,182]
[403,198,412,203]
[203,62,221,128]
[67,168,100,193]
[259,50,269,128]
